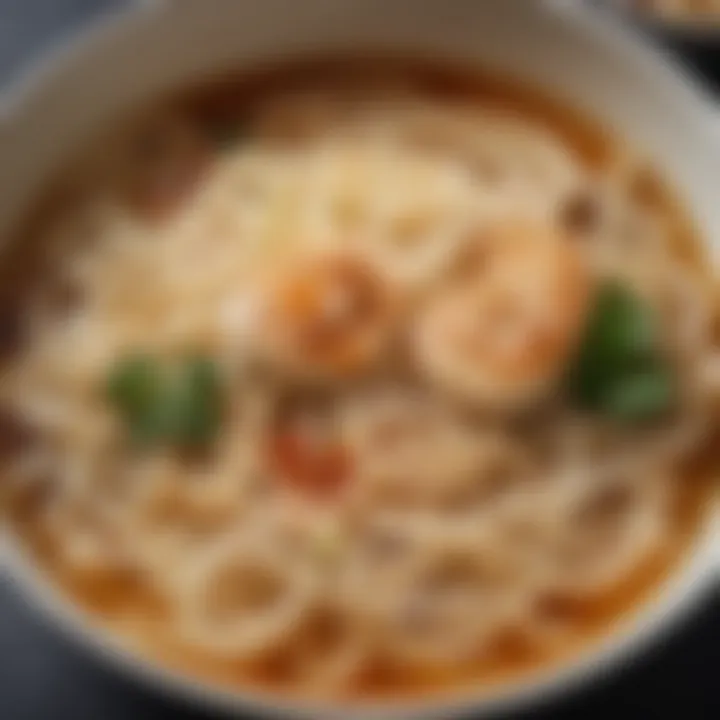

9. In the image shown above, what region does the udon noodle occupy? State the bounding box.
[1,59,717,700]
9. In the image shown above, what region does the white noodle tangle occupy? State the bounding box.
[2,82,715,693]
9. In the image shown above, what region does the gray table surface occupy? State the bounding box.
[0,2,718,718]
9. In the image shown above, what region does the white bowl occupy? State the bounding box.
[0,1,718,718]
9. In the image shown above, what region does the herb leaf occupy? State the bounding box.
[567,281,675,422]
[163,357,223,445]
[106,354,161,417]
[601,365,674,421]
[106,354,223,448]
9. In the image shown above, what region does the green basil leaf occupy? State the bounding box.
[585,281,656,366]
[164,357,223,445]
[601,366,674,422]
[106,354,162,417]
[566,280,675,422]
[127,400,176,447]
[106,354,223,449]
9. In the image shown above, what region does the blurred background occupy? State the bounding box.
[594,0,720,86]
[0,1,718,718]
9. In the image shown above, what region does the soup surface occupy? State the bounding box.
[2,58,718,702]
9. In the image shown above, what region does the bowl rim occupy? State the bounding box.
[0,1,718,718]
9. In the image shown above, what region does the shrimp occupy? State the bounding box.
[256,253,399,381]
[412,220,592,411]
